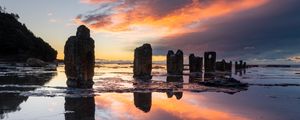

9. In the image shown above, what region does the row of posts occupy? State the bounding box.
[64,26,248,88]
[133,44,247,78]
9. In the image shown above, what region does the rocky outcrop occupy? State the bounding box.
[64,25,95,88]
[167,50,183,75]
[204,52,216,72]
[133,44,152,79]
[26,58,47,67]
[189,54,203,73]
[0,11,57,62]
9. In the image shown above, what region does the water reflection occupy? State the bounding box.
[235,69,246,76]
[0,73,57,119]
[166,76,183,100]
[133,92,152,113]
[64,97,95,120]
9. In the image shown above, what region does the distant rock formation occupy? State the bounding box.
[189,54,203,73]
[64,25,95,88]
[26,58,47,67]
[133,44,152,79]
[204,52,216,72]
[0,10,57,62]
[167,50,183,75]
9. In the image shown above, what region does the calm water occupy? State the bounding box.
[0,63,300,120]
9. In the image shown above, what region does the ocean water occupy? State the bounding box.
[0,63,300,120]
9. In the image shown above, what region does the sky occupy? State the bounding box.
[1,0,300,64]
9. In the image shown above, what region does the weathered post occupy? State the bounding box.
[133,44,152,79]
[243,62,247,69]
[167,50,183,75]
[235,61,239,70]
[239,60,243,69]
[204,52,216,72]
[64,25,95,88]
[189,54,203,73]
[216,59,232,71]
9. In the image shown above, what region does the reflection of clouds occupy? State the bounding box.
[94,93,248,120]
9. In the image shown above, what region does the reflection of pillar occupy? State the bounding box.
[166,76,183,100]
[204,52,216,72]
[133,44,152,79]
[134,92,152,113]
[64,97,95,120]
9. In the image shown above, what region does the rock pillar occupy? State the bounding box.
[216,59,232,71]
[189,54,203,73]
[167,50,183,75]
[64,25,95,88]
[133,44,152,79]
[204,52,216,72]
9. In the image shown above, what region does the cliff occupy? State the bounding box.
[0,9,57,62]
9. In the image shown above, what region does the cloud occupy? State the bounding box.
[80,0,117,4]
[151,0,300,62]
[77,0,300,63]
[49,19,58,23]
[77,0,268,35]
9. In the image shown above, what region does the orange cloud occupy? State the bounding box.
[77,0,269,36]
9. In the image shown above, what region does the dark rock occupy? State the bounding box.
[189,54,203,73]
[0,11,57,62]
[26,58,47,67]
[166,75,183,82]
[204,51,216,72]
[64,25,95,88]
[216,59,232,71]
[133,44,152,79]
[167,50,183,75]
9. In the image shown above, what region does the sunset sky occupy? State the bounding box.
[1,0,300,63]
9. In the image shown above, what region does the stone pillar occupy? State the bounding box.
[64,25,95,88]
[216,59,232,71]
[189,54,203,73]
[235,61,239,70]
[204,52,216,72]
[243,62,247,69]
[133,44,152,79]
[167,50,183,75]
[239,60,243,69]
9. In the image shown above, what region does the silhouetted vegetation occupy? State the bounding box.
[0,7,57,62]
